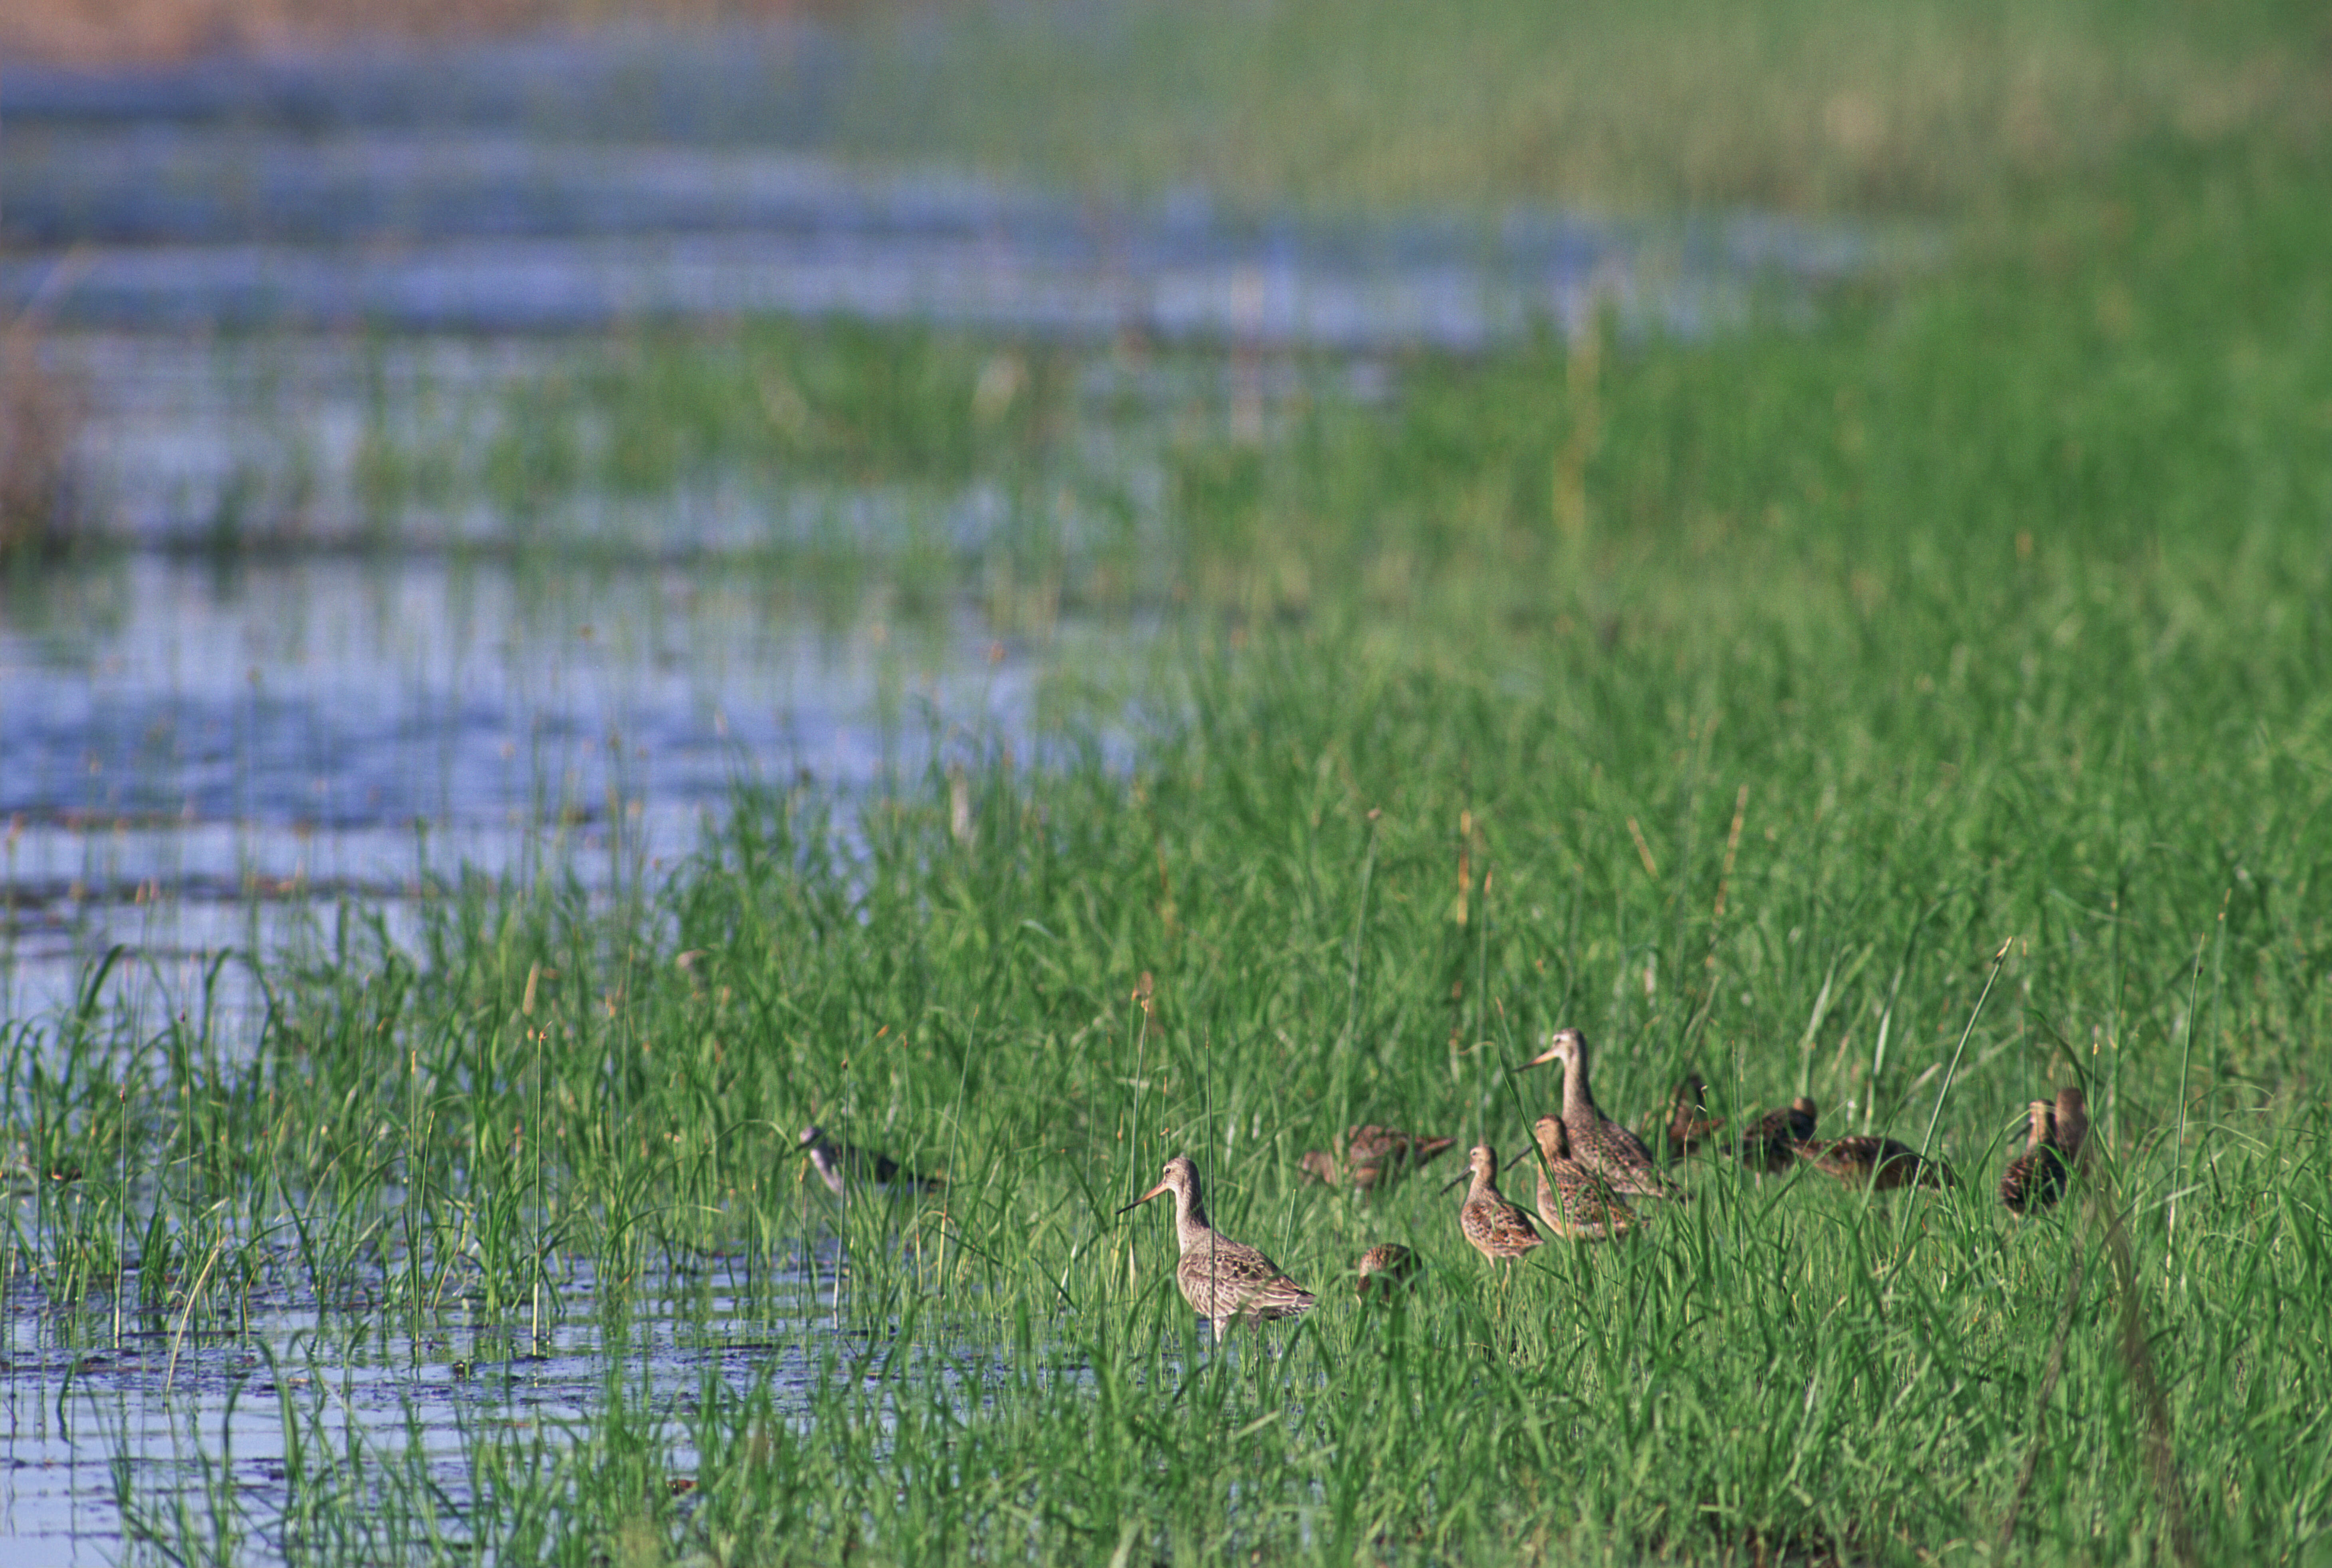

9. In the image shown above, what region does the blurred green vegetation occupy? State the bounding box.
[832,0,2326,215]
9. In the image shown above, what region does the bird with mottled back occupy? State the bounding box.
[1356,1243,1419,1296]
[1120,1156,1316,1337]
[1529,1115,1637,1240]
[1454,1144,1543,1262]
[1796,1134,1955,1191]
[1737,1097,1820,1173]
[1519,1029,1687,1200]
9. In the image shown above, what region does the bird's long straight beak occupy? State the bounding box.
[1115,1180,1169,1215]
[1517,1045,1558,1070]
[1438,1170,1470,1195]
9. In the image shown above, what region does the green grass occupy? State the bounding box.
[828,0,2326,216]
[10,3,2332,1563]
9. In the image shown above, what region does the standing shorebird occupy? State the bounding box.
[798,1124,944,1196]
[1356,1242,1420,1297]
[1738,1097,1820,1174]
[1528,1115,1636,1240]
[1999,1100,2071,1213]
[1795,1134,1955,1191]
[1519,1029,1687,1200]
[1658,1074,1725,1160]
[1119,1156,1316,1337]
[1452,1144,1543,1263]
[1299,1125,1459,1192]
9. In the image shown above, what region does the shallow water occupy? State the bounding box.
[0,1235,855,1566]
[1,29,1896,347]
[0,550,1111,1029]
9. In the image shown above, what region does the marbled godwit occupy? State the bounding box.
[1454,1144,1543,1263]
[1795,1134,1955,1191]
[798,1124,944,1196]
[1119,1156,1316,1336]
[1299,1125,1459,1191]
[1356,1242,1419,1296]
[1529,1115,1637,1240]
[1519,1029,1686,1200]
[1999,1100,2070,1213]
[1659,1073,1724,1160]
[1738,1097,1820,1174]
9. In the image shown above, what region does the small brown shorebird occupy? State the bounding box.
[1999,1100,2071,1213]
[798,1124,944,1196]
[1657,1073,1725,1160]
[1356,1242,1419,1296]
[1528,1115,1636,1241]
[1795,1135,1955,1191]
[1119,1156,1317,1337]
[1738,1097,1820,1174]
[1298,1125,1459,1192]
[1519,1029,1686,1200]
[2053,1086,2090,1169]
[1454,1144,1543,1263]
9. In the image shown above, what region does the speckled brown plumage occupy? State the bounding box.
[1529,1115,1637,1241]
[1120,1156,1316,1336]
[1738,1097,1820,1173]
[798,1124,944,1196]
[1796,1135,1955,1191]
[1356,1243,1419,1296]
[1299,1126,1459,1192]
[1457,1145,1543,1263]
[1659,1073,1725,1160]
[1520,1029,1687,1200]
[1999,1100,2071,1213]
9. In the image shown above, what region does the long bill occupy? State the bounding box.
[1115,1180,1170,1215]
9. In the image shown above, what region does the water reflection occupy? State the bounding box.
[0,552,1125,1027]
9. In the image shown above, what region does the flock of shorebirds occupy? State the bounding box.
[802,1025,2092,1340]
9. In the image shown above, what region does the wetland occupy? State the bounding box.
[4,1,2330,1563]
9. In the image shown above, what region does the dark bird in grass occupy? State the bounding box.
[1738,1096,1820,1174]
[2053,1085,2090,1169]
[1518,1029,1687,1200]
[1657,1073,1725,1160]
[1356,1243,1419,1297]
[1299,1125,1459,1192]
[798,1124,944,1197]
[1999,1100,2072,1214]
[1453,1144,1543,1263]
[1120,1156,1317,1337]
[1795,1134,1955,1191]
[1528,1115,1638,1241]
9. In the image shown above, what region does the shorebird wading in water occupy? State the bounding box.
[798,1124,944,1197]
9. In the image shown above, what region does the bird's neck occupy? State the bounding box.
[1564,1058,1596,1120]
